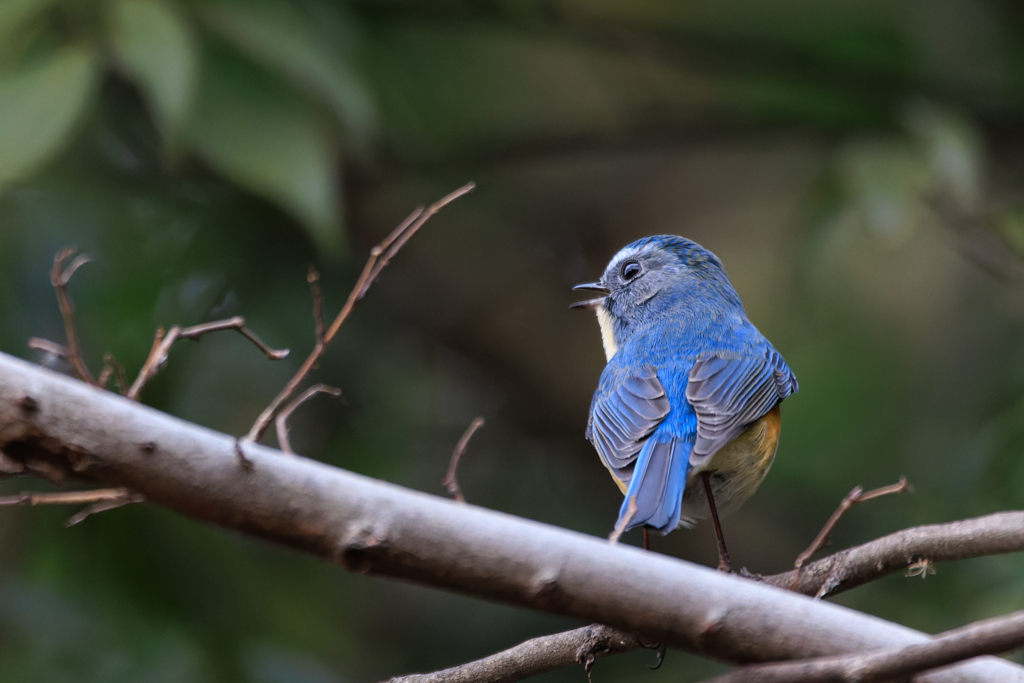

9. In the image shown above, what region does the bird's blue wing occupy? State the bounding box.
[586,366,670,484]
[588,366,691,533]
[685,348,798,466]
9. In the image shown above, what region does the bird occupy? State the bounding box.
[571,235,798,571]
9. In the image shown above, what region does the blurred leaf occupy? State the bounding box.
[198,0,375,147]
[996,210,1024,260]
[0,0,55,46]
[368,25,673,157]
[184,43,342,254]
[838,140,929,244]
[108,0,199,141]
[0,44,99,191]
[904,101,983,211]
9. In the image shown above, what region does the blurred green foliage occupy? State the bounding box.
[2,1,1024,682]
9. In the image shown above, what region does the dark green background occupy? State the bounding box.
[1,1,1024,681]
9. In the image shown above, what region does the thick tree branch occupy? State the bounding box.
[702,608,1024,683]
[406,511,1024,682]
[0,351,1021,682]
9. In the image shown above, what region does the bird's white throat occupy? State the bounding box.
[595,304,619,361]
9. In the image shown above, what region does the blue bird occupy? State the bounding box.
[572,236,797,571]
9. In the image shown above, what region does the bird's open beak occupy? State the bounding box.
[570,281,609,310]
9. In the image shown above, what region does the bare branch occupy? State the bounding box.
[180,319,290,360]
[443,417,485,502]
[0,487,145,526]
[385,624,641,683]
[100,353,129,395]
[0,487,136,507]
[701,608,1024,683]
[763,510,1024,598]
[308,266,326,345]
[49,248,95,384]
[274,383,342,454]
[244,182,476,444]
[97,364,112,390]
[28,337,70,360]
[66,492,145,527]
[126,317,289,401]
[793,476,912,577]
[346,506,1024,683]
[325,204,422,345]
[0,352,1022,683]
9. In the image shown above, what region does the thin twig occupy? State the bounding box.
[608,496,638,545]
[138,327,166,386]
[700,608,1024,683]
[443,417,485,502]
[65,494,145,526]
[97,364,112,389]
[96,351,128,393]
[793,477,912,578]
[244,182,475,444]
[269,268,335,456]
[179,318,289,358]
[761,510,1024,599]
[325,204,423,346]
[126,317,289,401]
[308,266,326,345]
[274,383,342,455]
[27,337,70,359]
[100,353,128,395]
[0,488,135,507]
[49,249,95,384]
[0,487,145,526]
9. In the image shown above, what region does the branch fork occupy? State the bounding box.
[0,487,144,527]
[243,182,476,448]
[32,184,475,461]
[793,476,913,583]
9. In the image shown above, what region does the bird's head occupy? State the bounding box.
[571,236,739,360]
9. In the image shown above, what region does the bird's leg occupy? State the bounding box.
[702,472,732,573]
[643,528,650,550]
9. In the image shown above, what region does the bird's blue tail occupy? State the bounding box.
[618,437,691,533]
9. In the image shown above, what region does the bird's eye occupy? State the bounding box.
[621,261,641,281]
